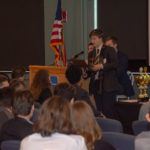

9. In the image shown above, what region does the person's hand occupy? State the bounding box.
[145,113,150,122]
[92,64,103,71]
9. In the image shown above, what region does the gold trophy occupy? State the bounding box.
[136,67,150,102]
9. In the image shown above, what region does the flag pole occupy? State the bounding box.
[61,0,66,66]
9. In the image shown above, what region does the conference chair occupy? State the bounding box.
[132,120,149,136]
[1,140,20,150]
[135,131,150,150]
[102,132,135,150]
[96,117,123,133]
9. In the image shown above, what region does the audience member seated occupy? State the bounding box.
[30,70,53,104]
[72,101,116,150]
[0,87,14,131]
[10,79,40,109]
[20,96,87,150]
[66,64,101,117]
[54,82,75,104]
[145,112,150,130]
[0,73,10,82]
[139,102,150,121]
[11,66,26,81]
[0,75,9,89]
[10,79,26,93]
[0,90,34,144]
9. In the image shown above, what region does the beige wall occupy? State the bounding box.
[44,0,95,65]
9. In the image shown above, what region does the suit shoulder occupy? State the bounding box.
[118,51,128,58]
[103,46,116,53]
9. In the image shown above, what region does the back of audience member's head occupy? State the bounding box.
[10,79,26,93]
[69,59,88,72]
[0,73,10,82]
[54,82,76,104]
[0,87,13,110]
[0,75,9,89]
[33,96,73,137]
[72,101,101,150]
[12,66,26,81]
[30,69,52,100]
[66,65,83,85]
[12,90,34,119]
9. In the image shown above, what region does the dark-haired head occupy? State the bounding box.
[65,65,83,85]
[54,82,76,103]
[12,90,34,118]
[12,66,26,81]
[0,87,13,109]
[10,79,26,93]
[89,29,104,49]
[0,73,10,82]
[105,36,118,51]
[89,29,104,39]
[0,75,9,89]
[33,96,73,137]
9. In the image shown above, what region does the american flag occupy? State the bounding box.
[50,0,66,66]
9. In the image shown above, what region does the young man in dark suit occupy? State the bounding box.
[0,90,34,144]
[88,29,120,119]
[105,36,134,97]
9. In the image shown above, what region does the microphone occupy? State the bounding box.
[73,51,84,59]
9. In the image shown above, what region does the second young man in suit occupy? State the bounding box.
[105,36,134,97]
[88,29,120,118]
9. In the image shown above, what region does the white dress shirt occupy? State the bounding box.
[20,133,87,150]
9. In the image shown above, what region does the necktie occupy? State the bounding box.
[97,49,100,55]
[94,49,100,64]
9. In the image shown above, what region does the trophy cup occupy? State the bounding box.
[136,67,150,102]
[143,67,150,100]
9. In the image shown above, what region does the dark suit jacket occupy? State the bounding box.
[117,51,134,96]
[88,46,120,94]
[0,107,13,132]
[0,117,33,144]
[37,88,52,104]
[74,84,100,116]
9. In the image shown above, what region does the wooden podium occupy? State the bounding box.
[29,65,96,107]
[29,65,67,86]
